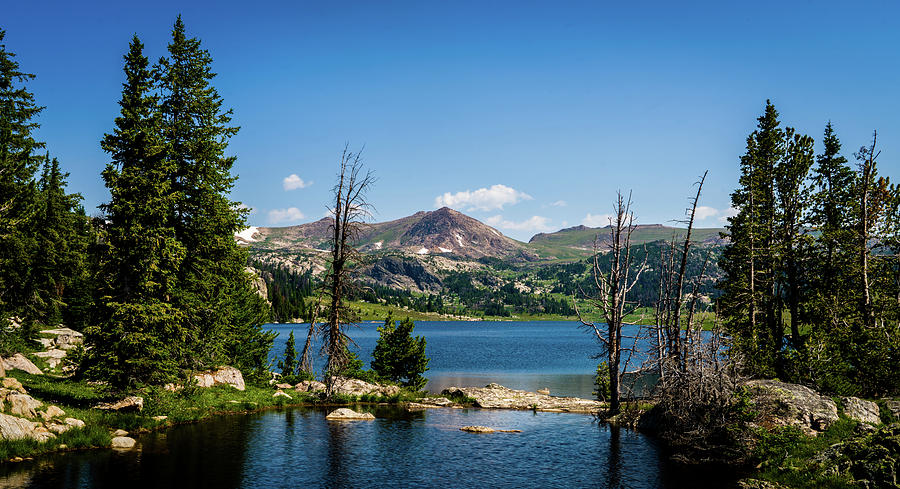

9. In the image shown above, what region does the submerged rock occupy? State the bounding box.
[460,425,495,433]
[744,379,839,435]
[325,408,375,420]
[442,383,604,413]
[193,366,245,391]
[842,396,881,425]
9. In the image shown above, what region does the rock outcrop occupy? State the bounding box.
[33,349,67,369]
[193,366,245,391]
[330,377,400,397]
[294,380,326,392]
[744,379,839,435]
[2,354,43,375]
[0,380,84,445]
[842,396,882,425]
[325,408,375,420]
[39,328,84,350]
[95,396,144,412]
[441,383,604,413]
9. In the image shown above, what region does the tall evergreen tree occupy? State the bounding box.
[31,155,90,326]
[0,29,43,325]
[807,122,856,331]
[720,101,786,376]
[774,129,814,348]
[156,17,271,374]
[83,36,186,386]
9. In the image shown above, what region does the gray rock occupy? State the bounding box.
[2,377,26,393]
[275,383,293,389]
[325,408,375,420]
[110,436,136,449]
[273,390,292,399]
[39,327,84,350]
[294,380,326,392]
[0,413,39,440]
[442,383,604,413]
[33,349,67,369]
[64,418,85,428]
[414,397,454,407]
[95,396,143,412]
[460,425,495,433]
[842,397,881,425]
[745,379,839,434]
[112,429,129,437]
[884,399,900,419]
[7,393,42,418]
[193,366,245,391]
[2,353,43,375]
[330,376,400,397]
[40,405,65,421]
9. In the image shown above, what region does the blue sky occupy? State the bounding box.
[4,1,899,241]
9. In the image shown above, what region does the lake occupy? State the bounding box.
[269,320,644,398]
[0,321,740,488]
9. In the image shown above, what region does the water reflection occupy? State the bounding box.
[1,406,738,489]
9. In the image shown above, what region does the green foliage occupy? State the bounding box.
[371,312,429,390]
[593,362,611,402]
[334,347,382,384]
[83,21,274,387]
[277,330,298,377]
[720,102,900,397]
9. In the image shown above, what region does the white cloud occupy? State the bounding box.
[549,200,568,207]
[283,174,311,191]
[718,206,738,223]
[434,184,532,211]
[268,207,305,224]
[485,215,552,232]
[582,213,613,227]
[694,206,718,221]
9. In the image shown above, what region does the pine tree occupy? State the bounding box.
[277,330,298,378]
[83,35,186,386]
[371,312,429,390]
[807,123,856,331]
[156,17,271,375]
[31,155,90,326]
[720,101,785,376]
[0,29,43,326]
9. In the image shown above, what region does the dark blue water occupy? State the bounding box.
[1,321,741,488]
[269,321,633,398]
[1,406,739,488]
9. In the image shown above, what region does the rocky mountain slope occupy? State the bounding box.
[239,207,533,260]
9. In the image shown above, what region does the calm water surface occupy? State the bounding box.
[269,320,625,398]
[1,406,738,488]
[1,321,741,488]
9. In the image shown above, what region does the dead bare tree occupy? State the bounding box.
[321,146,374,397]
[575,191,645,415]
